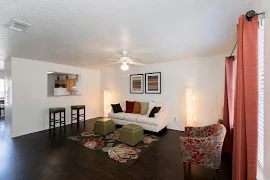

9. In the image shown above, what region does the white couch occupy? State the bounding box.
[108,102,168,132]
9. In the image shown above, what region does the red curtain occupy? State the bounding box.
[232,15,258,180]
[223,56,235,154]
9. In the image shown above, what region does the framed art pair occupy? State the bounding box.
[130,72,161,94]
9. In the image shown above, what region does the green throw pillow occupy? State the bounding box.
[140,102,148,115]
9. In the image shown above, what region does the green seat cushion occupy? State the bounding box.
[122,124,142,132]
[120,124,144,146]
[94,119,114,135]
[71,105,85,109]
[140,102,148,115]
[49,107,65,112]
[95,118,113,124]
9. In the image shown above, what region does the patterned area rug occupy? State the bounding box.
[67,129,159,166]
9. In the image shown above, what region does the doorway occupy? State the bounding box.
[0,78,4,132]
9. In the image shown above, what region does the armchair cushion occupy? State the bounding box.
[185,124,222,137]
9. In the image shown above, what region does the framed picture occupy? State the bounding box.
[145,72,161,94]
[130,74,144,94]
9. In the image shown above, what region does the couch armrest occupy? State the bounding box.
[154,110,168,127]
[108,112,114,118]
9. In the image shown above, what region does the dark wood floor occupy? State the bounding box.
[0,118,232,180]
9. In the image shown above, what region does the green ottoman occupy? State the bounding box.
[120,124,144,146]
[94,118,114,135]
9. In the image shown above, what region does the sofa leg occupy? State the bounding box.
[183,162,188,180]
[213,169,218,180]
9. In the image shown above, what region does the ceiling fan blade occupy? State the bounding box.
[106,59,120,61]
[130,57,143,61]
[103,62,122,66]
[128,61,146,66]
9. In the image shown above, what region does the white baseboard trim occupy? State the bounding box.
[167,125,184,131]
[257,165,264,180]
[11,117,94,138]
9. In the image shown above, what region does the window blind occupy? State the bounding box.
[258,19,264,168]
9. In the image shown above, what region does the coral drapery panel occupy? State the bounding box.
[232,15,258,180]
[223,56,234,154]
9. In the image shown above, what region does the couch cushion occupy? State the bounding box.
[123,113,138,122]
[147,102,156,116]
[136,115,159,126]
[108,112,125,120]
[120,101,126,111]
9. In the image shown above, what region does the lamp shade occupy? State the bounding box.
[186,88,196,126]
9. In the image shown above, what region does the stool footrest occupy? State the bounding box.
[49,107,66,131]
[71,106,86,126]
[71,119,85,122]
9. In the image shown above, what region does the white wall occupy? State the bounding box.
[252,1,270,179]
[0,71,5,79]
[11,57,101,137]
[4,58,12,136]
[101,54,226,131]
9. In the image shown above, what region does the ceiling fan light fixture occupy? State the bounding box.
[120,62,129,71]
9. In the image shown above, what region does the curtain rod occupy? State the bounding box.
[228,10,265,59]
[228,41,238,59]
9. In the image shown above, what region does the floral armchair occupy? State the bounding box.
[179,124,226,179]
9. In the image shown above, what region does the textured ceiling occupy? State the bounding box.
[0,0,253,70]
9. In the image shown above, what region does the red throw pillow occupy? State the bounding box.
[125,101,135,113]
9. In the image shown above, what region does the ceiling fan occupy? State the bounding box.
[104,50,145,71]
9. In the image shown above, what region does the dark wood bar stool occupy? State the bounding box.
[49,107,66,131]
[0,104,4,118]
[71,105,85,127]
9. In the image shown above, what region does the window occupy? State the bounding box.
[0,79,4,98]
[258,19,264,168]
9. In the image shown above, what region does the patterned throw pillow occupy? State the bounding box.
[111,104,123,113]
[140,102,149,115]
[132,101,141,114]
[149,107,161,118]
[125,101,134,113]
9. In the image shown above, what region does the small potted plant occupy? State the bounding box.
[216,95,224,124]
[218,107,224,124]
